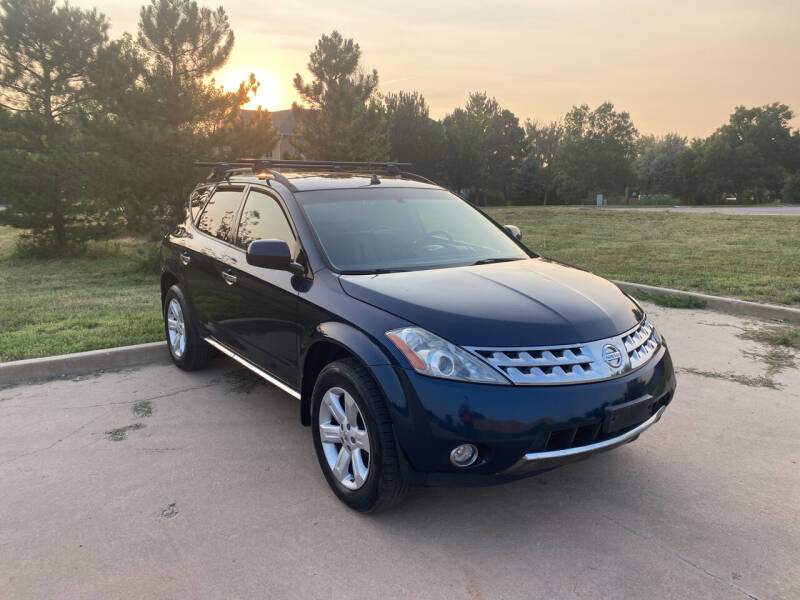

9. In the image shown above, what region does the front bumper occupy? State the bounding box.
[371,344,676,486]
[500,405,665,476]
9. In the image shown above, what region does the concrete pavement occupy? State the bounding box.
[1,303,798,599]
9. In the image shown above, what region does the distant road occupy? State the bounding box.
[579,204,800,216]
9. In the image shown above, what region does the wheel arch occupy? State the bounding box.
[299,322,394,426]
[160,271,180,308]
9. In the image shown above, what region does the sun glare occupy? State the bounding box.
[218,67,281,111]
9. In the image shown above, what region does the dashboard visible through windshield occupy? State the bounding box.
[297,187,529,273]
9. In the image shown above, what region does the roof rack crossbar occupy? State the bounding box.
[250,161,297,192]
[195,161,298,190]
[236,159,411,170]
[195,159,417,191]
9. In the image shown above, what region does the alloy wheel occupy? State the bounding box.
[166,298,187,359]
[318,386,371,490]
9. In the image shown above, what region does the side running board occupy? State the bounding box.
[204,337,301,400]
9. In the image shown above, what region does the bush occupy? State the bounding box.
[129,242,162,275]
[484,189,508,206]
[13,232,87,259]
[637,194,678,206]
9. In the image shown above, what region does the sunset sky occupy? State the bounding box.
[81,0,799,138]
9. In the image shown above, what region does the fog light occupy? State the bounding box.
[450,443,478,467]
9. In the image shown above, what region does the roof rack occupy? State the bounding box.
[195,161,297,189]
[195,159,415,190]
[398,171,437,186]
[236,159,412,172]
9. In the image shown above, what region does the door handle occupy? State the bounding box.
[179,252,191,266]
[222,271,237,285]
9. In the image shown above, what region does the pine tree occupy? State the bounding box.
[0,0,112,251]
[98,0,278,231]
[383,91,445,180]
[292,31,388,161]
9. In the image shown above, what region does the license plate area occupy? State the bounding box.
[603,394,656,434]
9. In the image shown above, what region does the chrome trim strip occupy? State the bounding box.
[204,337,301,400]
[523,406,665,462]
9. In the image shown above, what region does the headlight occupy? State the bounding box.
[386,327,510,384]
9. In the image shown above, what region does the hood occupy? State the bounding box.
[339,258,643,347]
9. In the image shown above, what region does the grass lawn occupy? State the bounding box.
[486,207,800,306]
[0,226,162,362]
[0,224,19,259]
[1,206,799,362]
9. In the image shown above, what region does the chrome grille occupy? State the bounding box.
[623,317,660,369]
[466,317,661,385]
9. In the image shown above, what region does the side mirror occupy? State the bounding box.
[503,224,522,240]
[246,239,305,276]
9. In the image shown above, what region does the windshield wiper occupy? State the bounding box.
[471,257,524,266]
[342,267,409,275]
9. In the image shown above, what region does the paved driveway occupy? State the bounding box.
[1,303,797,599]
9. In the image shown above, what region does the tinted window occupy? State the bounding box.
[196,187,243,242]
[236,188,297,255]
[297,188,527,272]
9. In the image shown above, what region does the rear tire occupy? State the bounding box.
[163,284,213,371]
[311,358,408,512]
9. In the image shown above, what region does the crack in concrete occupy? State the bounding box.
[2,382,217,411]
[73,382,218,408]
[0,382,219,467]
[0,409,112,468]
[604,516,763,600]
[677,367,779,389]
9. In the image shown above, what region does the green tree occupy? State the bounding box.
[509,156,544,205]
[782,171,800,203]
[696,103,798,202]
[523,120,563,204]
[0,0,112,251]
[382,90,444,179]
[441,105,482,193]
[635,133,687,195]
[555,102,638,201]
[442,92,524,204]
[292,31,388,161]
[672,141,700,203]
[97,0,277,231]
[486,104,526,200]
[137,0,233,128]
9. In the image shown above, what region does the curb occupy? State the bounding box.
[2,282,799,387]
[613,280,800,325]
[0,342,170,386]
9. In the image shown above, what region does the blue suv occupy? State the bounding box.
[160,159,676,511]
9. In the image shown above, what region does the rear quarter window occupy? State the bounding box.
[190,186,213,222]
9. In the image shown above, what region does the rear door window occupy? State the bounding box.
[196,186,244,243]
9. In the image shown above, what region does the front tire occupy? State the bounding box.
[163,284,213,371]
[311,359,408,512]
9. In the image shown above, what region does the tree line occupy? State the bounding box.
[294,31,800,208]
[1,0,800,255]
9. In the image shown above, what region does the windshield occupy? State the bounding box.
[297,187,529,273]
